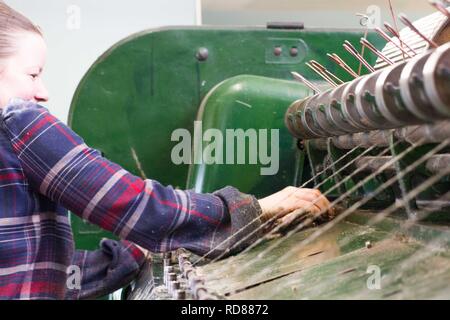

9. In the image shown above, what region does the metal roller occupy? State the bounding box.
[423,42,450,117]
[341,77,368,131]
[284,100,302,136]
[399,50,442,121]
[375,61,423,126]
[286,97,322,139]
[285,43,450,141]
[324,83,354,134]
[300,94,329,137]
[285,97,322,139]
[308,89,346,137]
[354,69,391,130]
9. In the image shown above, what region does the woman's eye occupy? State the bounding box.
[30,74,38,79]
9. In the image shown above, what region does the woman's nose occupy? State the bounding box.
[35,81,49,102]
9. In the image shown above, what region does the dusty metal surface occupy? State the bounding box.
[193,211,450,299]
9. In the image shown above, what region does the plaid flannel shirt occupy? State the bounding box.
[0,100,263,300]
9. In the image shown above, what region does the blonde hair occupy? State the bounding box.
[0,1,42,60]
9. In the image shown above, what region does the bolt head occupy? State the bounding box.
[290,47,299,57]
[274,46,282,56]
[196,47,209,61]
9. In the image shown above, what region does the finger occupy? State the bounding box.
[291,189,331,213]
[284,191,324,213]
[279,196,322,217]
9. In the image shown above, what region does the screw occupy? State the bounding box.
[290,47,298,57]
[274,46,282,56]
[196,47,209,61]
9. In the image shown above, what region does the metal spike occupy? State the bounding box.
[305,62,338,87]
[384,22,418,55]
[374,26,414,58]
[343,40,376,72]
[360,38,395,65]
[398,13,439,48]
[327,53,359,78]
[429,0,450,19]
[360,38,394,65]
[291,71,322,93]
[310,60,345,85]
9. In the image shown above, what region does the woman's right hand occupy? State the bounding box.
[257,186,331,223]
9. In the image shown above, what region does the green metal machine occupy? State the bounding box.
[69,16,450,299]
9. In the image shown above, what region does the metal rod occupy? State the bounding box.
[374,26,414,58]
[398,13,439,48]
[305,61,339,87]
[310,60,345,84]
[343,40,376,72]
[327,53,359,78]
[429,0,450,19]
[384,22,418,55]
[290,71,321,93]
[360,38,395,65]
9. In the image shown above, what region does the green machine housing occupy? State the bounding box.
[68,25,450,299]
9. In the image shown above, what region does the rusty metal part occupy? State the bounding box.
[175,251,222,300]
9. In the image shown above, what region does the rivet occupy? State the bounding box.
[274,46,282,56]
[196,47,209,61]
[290,47,299,57]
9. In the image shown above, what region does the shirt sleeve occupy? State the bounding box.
[0,100,263,259]
[65,240,146,300]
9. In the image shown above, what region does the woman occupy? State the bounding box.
[0,2,330,299]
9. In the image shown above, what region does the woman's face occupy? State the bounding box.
[0,32,48,108]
